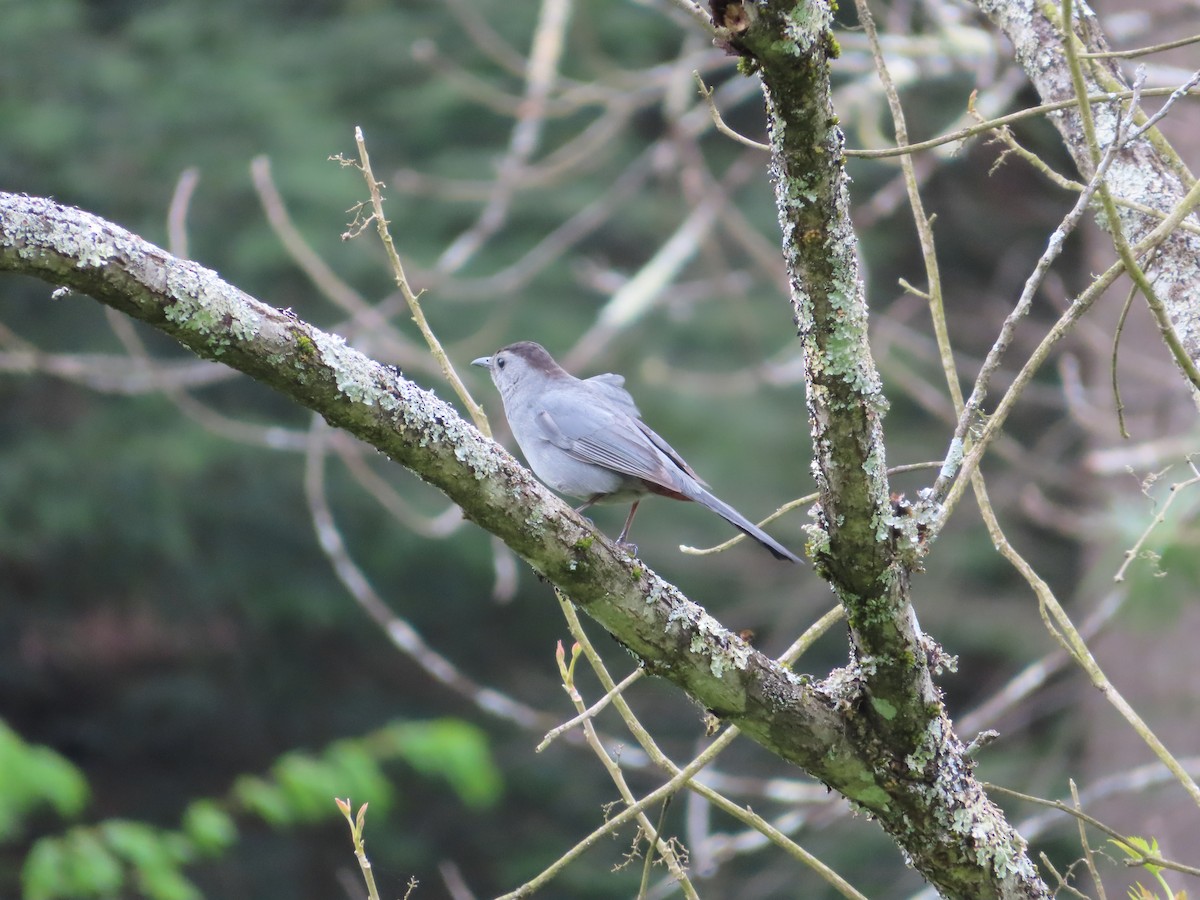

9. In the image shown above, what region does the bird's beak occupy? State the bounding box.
[471,356,492,369]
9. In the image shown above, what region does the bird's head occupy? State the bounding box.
[471,341,567,395]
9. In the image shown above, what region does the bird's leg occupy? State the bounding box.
[574,495,602,514]
[615,501,641,554]
[571,494,603,532]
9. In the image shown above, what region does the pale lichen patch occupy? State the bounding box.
[311,329,390,408]
[673,608,752,679]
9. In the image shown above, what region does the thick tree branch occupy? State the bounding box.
[726,0,934,738]
[706,0,1049,895]
[0,189,852,775]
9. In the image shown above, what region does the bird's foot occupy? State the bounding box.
[615,539,639,557]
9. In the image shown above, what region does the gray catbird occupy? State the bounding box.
[472,341,802,563]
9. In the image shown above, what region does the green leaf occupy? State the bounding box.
[21,838,68,900]
[24,828,128,899]
[231,775,294,827]
[99,820,201,900]
[99,819,169,870]
[63,829,124,895]
[24,745,90,820]
[180,800,237,854]
[324,741,393,814]
[384,719,503,809]
[1112,835,1163,875]
[271,752,341,822]
[133,862,203,900]
[0,721,90,841]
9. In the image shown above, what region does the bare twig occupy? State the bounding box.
[536,666,645,752]
[844,85,1200,160]
[1127,68,1200,141]
[250,155,427,369]
[1081,32,1200,59]
[303,417,543,730]
[166,167,200,259]
[927,85,1191,519]
[547,633,698,898]
[1070,781,1107,900]
[542,595,863,898]
[436,0,572,275]
[344,127,491,434]
[693,71,769,150]
[682,461,943,557]
[1112,461,1200,583]
[991,782,1200,878]
[1060,3,1200,394]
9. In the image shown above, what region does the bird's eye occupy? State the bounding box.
[496,357,506,369]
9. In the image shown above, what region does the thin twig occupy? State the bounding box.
[499,607,699,900]
[1081,32,1200,59]
[332,439,467,539]
[345,127,491,434]
[663,0,719,37]
[303,417,543,730]
[930,183,1200,734]
[553,595,862,897]
[250,155,427,370]
[637,799,674,898]
[1128,68,1200,141]
[563,152,760,371]
[853,0,961,505]
[990,782,1200,878]
[166,167,200,260]
[1110,282,1138,439]
[844,85,1200,160]
[558,642,698,899]
[978,113,1200,237]
[955,588,1125,737]
[1112,463,1200,583]
[335,799,384,900]
[537,667,645,752]
[1061,3,1200,395]
[927,77,1163,516]
[693,71,770,150]
[681,461,943,557]
[436,0,572,275]
[1070,781,1107,900]
[1023,513,1200,811]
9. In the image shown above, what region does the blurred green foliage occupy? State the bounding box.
[0,723,90,842]
[12,716,495,899]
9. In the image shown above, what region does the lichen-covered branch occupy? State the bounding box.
[971,0,1200,387]
[703,1,1050,895]
[717,0,932,756]
[0,188,852,788]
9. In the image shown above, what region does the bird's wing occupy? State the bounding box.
[578,378,700,481]
[535,389,689,491]
[582,373,641,417]
[631,419,705,485]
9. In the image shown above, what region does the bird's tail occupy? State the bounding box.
[690,487,803,564]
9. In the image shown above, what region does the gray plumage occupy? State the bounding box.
[471,341,802,563]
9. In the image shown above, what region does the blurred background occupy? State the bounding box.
[2,0,1199,897]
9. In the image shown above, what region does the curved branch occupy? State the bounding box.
[0,189,848,778]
